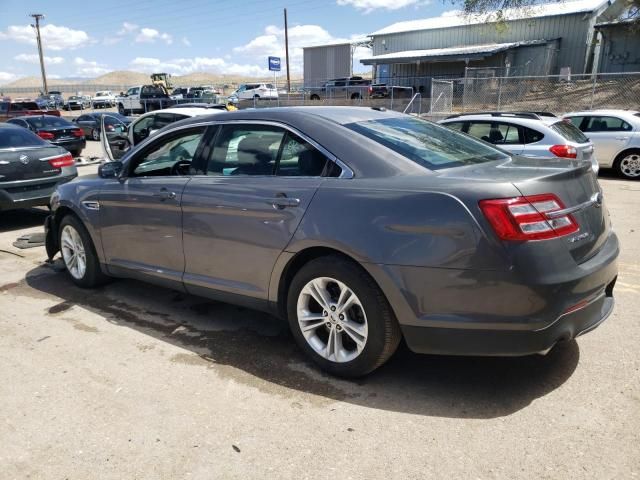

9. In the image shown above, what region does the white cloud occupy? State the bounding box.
[182,36,191,47]
[233,25,370,74]
[135,27,173,45]
[0,71,18,85]
[0,24,89,50]
[118,22,139,35]
[74,57,109,77]
[337,0,429,12]
[130,56,269,77]
[14,53,65,65]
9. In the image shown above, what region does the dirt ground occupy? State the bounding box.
[0,164,638,479]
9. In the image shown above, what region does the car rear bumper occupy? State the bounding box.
[0,173,77,210]
[364,231,619,356]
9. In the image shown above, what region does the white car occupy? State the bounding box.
[100,106,225,160]
[562,110,640,179]
[231,83,278,101]
[439,112,599,174]
[92,91,116,108]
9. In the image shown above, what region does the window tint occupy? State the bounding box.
[583,116,632,132]
[523,127,545,144]
[346,117,508,171]
[131,127,205,177]
[207,124,284,176]
[550,121,589,143]
[0,126,47,148]
[277,133,333,177]
[25,116,74,129]
[443,122,465,132]
[77,115,90,122]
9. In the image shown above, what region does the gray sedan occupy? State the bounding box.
[44,107,618,377]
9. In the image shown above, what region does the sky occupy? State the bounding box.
[0,0,451,84]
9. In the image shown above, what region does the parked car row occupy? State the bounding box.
[440,109,640,179]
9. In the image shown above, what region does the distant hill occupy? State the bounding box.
[85,70,150,86]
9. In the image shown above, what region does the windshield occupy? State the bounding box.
[551,121,589,143]
[345,116,509,170]
[0,127,47,148]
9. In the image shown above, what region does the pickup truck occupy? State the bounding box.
[0,100,61,121]
[92,90,116,108]
[307,76,372,100]
[116,85,177,115]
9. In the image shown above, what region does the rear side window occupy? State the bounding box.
[523,127,545,144]
[583,116,632,132]
[0,127,47,148]
[467,122,492,141]
[550,121,589,143]
[277,133,333,177]
[346,117,508,170]
[494,123,521,144]
[443,121,465,132]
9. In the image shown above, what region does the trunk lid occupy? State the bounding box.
[43,127,78,141]
[0,146,65,182]
[507,158,607,263]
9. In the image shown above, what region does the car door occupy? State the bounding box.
[580,115,633,165]
[181,122,337,306]
[101,115,132,161]
[99,125,210,289]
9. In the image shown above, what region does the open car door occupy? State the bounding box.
[101,114,131,161]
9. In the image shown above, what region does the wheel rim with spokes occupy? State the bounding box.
[92,129,99,141]
[296,277,368,363]
[60,225,87,280]
[620,154,640,178]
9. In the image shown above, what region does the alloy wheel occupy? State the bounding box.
[92,129,100,141]
[296,277,368,363]
[620,154,640,178]
[60,225,87,280]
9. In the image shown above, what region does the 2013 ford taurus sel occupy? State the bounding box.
[44,107,618,377]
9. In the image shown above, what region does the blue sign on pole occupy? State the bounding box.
[268,56,281,72]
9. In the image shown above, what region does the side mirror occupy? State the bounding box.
[98,161,124,179]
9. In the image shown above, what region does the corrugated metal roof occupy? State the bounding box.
[370,0,610,36]
[360,40,547,64]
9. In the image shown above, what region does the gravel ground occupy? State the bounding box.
[0,170,638,480]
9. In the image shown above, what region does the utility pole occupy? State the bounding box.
[284,8,291,93]
[30,13,48,95]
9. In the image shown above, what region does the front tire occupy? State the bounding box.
[287,256,401,377]
[614,150,640,179]
[117,103,126,115]
[58,215,109,288]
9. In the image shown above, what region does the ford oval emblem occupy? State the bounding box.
[19,154,30,165]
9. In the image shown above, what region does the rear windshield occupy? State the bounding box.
[0,127,47,148]
[551,121,589,143]
[345,117,509,170]
[13,102,40,110]
[25,116,74,129]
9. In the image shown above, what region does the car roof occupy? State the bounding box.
[440,114,559,126]
[563,109,640,117]
[138,107,225,118]
[9,114,69,121]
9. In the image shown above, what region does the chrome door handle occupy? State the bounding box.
[154,189,176,201]
[268,197,300,209]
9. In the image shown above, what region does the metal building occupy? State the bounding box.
[303,43,353,88]
[594,19,640,73]
[360,0,627,90]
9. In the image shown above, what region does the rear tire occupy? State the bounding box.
[286,255,401,377]
[614,149,640,179]
[91,129,100,141]
[310,94,320,101]
[58,215,109,288]
[117,104,126,115]
[350,93,361,100]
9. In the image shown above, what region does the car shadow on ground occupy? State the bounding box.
[22,261,579,420]
[0,208,48,234]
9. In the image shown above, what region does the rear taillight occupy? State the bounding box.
[48,153,74,168]
[38,131,54,140]
[549,144,577,159]
[479,193,579,241]
[72,128,83,137]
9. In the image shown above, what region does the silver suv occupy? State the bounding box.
[440,112,598,174]
[562,110,640,179]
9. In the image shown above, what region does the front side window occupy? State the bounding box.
[583,116,632,132]
[207,124,284,176]
[131,127,206,177]
[346,116,508,171]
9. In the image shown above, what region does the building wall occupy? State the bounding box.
[597,26,640,73]
[303,44,352,87]
[372,13,596,75]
